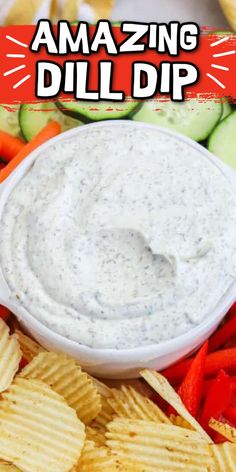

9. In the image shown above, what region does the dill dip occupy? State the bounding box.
[1,123,236,349]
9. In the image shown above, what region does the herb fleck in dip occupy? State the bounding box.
[1,123,236,349]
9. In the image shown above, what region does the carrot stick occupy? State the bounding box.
[209,313,236,352]
[0,121,61,183]
[0,130,25,162]
[162,348,236,384]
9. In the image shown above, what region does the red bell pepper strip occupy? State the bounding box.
[177,341,208,418]
[162,348,236,384]
[208,313,236,352]
[203,376,236,397]
[224,406,236,425]
[199,370,231,435]
[0,305,11,321]
[19,357,28,370]
[213,432,227,444]
[231,380,236,407]
[228,302,236,319]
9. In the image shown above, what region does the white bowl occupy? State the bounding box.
[0,121,235,379]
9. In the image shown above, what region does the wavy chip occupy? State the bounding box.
[219,0,236,31]
[209,418,236,443]
[106,418,214,471]
[0,319,21,392]
[170,414,194,430]
[90,396,116,446]
[86,426,107,447]
[15,329,45,362]
[141,370,212,442]
[76,440,124,471]
[1,0,52,25]
[83,0,114,20]
[0,464,20,472]
[20,352,101,424]
[89,376,112,398]
[0,377,85,472]
[108,385,170,424]
[210,442,236,471]
[93,395,115,429]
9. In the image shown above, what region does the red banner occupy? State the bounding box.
[0,25,235,104]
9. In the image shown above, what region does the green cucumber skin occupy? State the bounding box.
[132,100,222,142]
[19,103,81,141]
[0,105,21,138]
[208,110,236,169]
[221,101,232,121]
[56,101,95,124]
[56,100,142,123]
[19,105,31,142]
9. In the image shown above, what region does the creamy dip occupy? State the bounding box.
[1,123,236,349]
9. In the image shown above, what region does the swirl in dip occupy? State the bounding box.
[1,123,236,349]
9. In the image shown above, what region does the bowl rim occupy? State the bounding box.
[0,119,236,362]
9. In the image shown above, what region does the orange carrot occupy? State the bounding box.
[0,130,25,162]
[0,121,61,183]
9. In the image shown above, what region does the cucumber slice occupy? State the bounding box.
[57,100,141,123]
[132,99,222,142]
[20,102,81,142]
[208,110,236,169]
[221,100,232,121]
[0,104,21,137]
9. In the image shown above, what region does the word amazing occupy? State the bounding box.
[31,20,200,101]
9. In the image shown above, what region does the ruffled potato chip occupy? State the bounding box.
[106,378,153,399]
[0,319,21,392]
[209,418,236,443]
[15,329,45,362]
[106,418,214,471]
[86,426,107,447]
[1,0,52,25]
[108,385,170,424]
[170,414,194,430]
[20,351,101,424]
[141,370,212,442]
[60,0,79,21]
[50,0,114,22]
[219,0,236,31]
[210,442,236,471]
[92,396,115,430]
[0,378,85,472]
[1,0,114,25]
[76,440,124,471]
[0,464,20,472]
[83,0,114,20]
[89,376,112,398]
